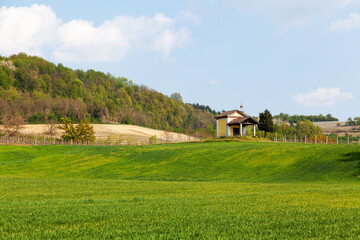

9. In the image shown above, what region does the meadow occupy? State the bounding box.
[1,142,360,239]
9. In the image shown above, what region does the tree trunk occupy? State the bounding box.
[264,131,267,138]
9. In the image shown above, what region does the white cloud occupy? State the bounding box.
[225,0,355,28]
[179,10,202,26]
[329,13,360,32]
[209,79,219,85]
[0,4,59,56]
[293,87,353,107]
[0,5,191,62]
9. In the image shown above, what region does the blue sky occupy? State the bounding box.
[1,0,360,120]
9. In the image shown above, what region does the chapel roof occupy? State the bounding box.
[214,109,246,119]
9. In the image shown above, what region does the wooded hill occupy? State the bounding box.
[0,53,216,136]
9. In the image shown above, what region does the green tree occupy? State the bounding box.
[258,109,274,138]
[77,118,96,141]
[346,117,355,126]
[297,119,322,137]
[58,117,77,141]
[0,66,14,89]
[58,117,95,142]
[170,92,183,102]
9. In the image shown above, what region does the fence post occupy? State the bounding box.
[315,135,317,144]
[326,136,328,145]
[337,137,338,144]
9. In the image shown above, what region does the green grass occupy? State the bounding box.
[1,179,360,239]
[0,142,359,182]
[0,142,360,239]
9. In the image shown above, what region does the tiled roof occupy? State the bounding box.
[214,109,246,119]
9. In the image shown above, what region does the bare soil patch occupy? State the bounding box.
[0,124,197,144]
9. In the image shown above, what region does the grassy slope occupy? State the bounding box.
[0,142,359,182]
[1,142,360,239]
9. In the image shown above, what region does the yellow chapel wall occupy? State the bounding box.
[218,119,227,137]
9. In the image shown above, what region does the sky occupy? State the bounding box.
[1,0,360,120]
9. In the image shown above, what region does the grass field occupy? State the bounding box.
[1,142,360,239]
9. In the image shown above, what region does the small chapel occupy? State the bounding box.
[215,106,259,137]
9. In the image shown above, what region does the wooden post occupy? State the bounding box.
[326,136,328,144]
[240,123,243,136]
[337,136,338,144]
[253,125,256,137]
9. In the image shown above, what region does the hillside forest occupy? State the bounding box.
[0,53,216,136]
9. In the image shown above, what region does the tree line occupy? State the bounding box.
[274,112,338,124]
[190,103,220,115]
[345,117,360,126]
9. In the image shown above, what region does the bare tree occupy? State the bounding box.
[2,114,25,137]
[46,119,58,137]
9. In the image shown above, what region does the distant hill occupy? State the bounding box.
[0,53,216,136]
[313,121,360,138]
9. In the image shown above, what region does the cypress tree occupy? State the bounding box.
[259,109,274,138]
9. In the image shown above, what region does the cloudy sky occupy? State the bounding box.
[1,0,360,120]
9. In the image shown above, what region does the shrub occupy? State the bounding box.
[149,135,157,144]
[58,117,95,142]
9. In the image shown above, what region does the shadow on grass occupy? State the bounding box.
[340,152,360,162]
[340,152,360,177]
